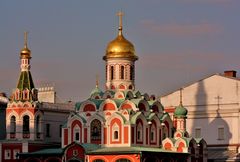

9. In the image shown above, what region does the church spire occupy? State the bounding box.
[20,32,31,59]
[24,31,28,48]
[96,74,99,88]
[180,88,183,105]
[14,32,37,102]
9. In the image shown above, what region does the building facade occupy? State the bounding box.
[161,71,240,161]
[0,33,75,162]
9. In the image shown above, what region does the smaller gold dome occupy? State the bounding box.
[104,31,138,61]
[20,47,31,59]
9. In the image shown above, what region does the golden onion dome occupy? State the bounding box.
[20,47,31,59]
[20,32,31,59]
[103,12,138,61]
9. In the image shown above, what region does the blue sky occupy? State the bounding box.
[0,0,239,101]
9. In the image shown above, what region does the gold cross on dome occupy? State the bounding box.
[117,11,124,28]
[24,31,28,48]
[96,74,99,88]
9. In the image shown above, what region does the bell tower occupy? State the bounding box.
[6,32,40,141]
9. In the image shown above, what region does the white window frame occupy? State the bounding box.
[13,149,20,159]
[73,126,80,142]
[4,149,11,160]
[112,123,120,142]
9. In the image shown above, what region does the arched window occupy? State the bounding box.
[112,123,120,141]
[23,115,30,133]
[10,116,16,134]
[36,116,41,138]
[120,66,124,79]
[74,128,80,141]
[130,65,134,80]
[114,130,118,140]
[137,123,143,141]
[110,66,114,80]
[150,124,156,142]
[116,159,131,162]
[75,132,80,141]
[23,90,29,100]
[91,119,101,143]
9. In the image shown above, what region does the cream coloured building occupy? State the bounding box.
[161,71,240,161]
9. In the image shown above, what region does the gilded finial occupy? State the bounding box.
[117,11,124,36]
[24,31,28,48]
[96,75,99,88]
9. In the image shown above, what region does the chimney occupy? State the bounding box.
[224,70,237,78]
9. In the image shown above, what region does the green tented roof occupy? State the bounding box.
[17,71,35,90]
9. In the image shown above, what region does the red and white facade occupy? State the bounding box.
[0,33,74,162]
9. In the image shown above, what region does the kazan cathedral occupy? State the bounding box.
[19,12,207,162]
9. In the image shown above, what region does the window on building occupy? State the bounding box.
[13,149,20,159]
[73,126,80,142]
[46,124,50,137]
[218,127,224,140]
[10,116,16,134]
[23,115,30,133]
[75,132,80,141]
[137,130,141,140]
[59,125,62,137]
[114,131,118,140]
[23,90,28,100]
[36,116,41,138]
[91,119,101,141]
[137,123,143,141]
[151,131,154,141]
[130,65,134,80]
[112,123,120,141]
[116,159,131,162]
[120,66,124,79]
[4,149,11,160]
[150,124,156,142]
[110,66,114,80]
[195,128,201,138]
